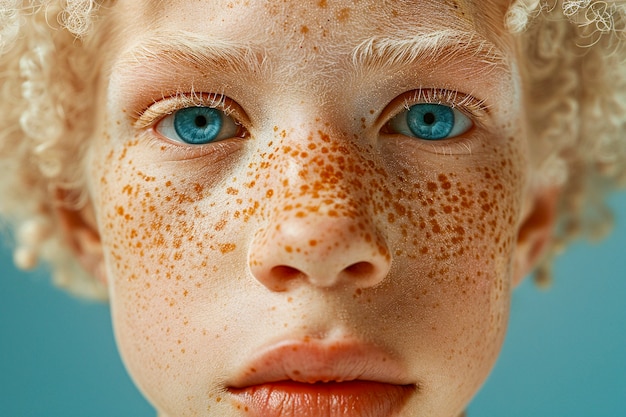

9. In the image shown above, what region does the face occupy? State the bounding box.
[86,1,532,416]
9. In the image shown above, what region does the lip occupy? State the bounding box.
[227,337,416,417]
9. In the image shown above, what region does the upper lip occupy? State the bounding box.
[227,336,414,388]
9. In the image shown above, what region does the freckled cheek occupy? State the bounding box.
[433,161,523,350]
[386,145,525,356]
[94,142,250,280]
[95,153,240,273]
[96,180,241,401]
[390,170,522,274]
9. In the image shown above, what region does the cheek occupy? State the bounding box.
[90,134,248,404]
[380,136,526,391]
[387,135,525,279]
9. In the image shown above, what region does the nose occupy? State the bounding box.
[249,211,391,291]
[247,139,392,292]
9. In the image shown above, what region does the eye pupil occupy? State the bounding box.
[423,112,435,125]
[194,115,208,128]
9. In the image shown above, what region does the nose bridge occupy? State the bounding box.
[247,127,392,291]
[287,131,363,218]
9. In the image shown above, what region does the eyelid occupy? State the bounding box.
[379,88,490,130]
[133,92,250,130]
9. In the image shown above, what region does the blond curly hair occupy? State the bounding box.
[1,0,625,299]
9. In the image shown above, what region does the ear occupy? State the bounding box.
[54,191,107,285]
[512,186,560,287]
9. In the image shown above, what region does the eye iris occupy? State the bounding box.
[173,107,223,144]
[406,103,454,140]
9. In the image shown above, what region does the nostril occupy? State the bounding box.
[270,265,302,281]
[344,261,375,277]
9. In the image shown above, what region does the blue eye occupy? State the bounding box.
[387,103,473,140]
[156,106,240,145]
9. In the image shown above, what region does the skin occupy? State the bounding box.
[73,0,552,416]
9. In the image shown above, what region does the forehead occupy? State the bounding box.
[112,0,512,51]
[106,0,518,107]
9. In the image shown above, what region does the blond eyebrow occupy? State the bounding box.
[112,29,510,100]
[115,30,266,77]
[351,29,510,75]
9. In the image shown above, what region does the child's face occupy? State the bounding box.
[84,1,538,416]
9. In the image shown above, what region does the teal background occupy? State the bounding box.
[1,194,625,416]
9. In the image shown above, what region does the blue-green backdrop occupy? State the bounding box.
[1,194,625,416]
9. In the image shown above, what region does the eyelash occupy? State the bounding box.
[385,88,488,124]
[134,88,488,154]
[380,88,490,154]
[134,91,245,131]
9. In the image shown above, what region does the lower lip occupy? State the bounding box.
[229,381,415,417]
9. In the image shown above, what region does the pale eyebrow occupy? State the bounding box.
[114,30,266,79]
[351,29,510,76]
[112,29,510,103]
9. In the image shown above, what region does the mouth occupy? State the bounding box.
[226,338,417,417]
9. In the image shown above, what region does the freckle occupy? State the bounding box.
[300,25,309,33]
[427,182,438,192]
[309,239,317,246]
[318,130,330,142]
[285,245,293,253]
[214,219,227,231]
[218,243,236,254]
[393,202,406,216]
